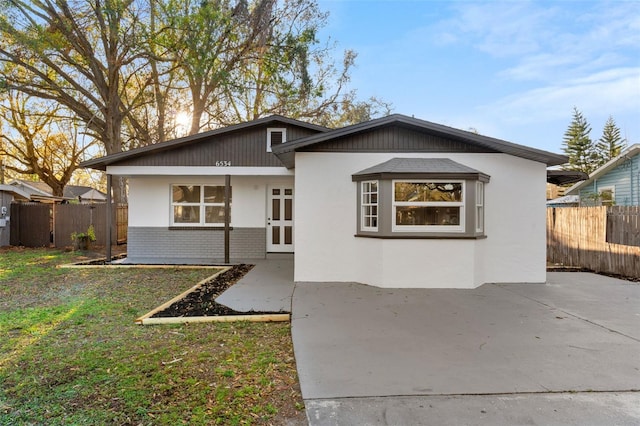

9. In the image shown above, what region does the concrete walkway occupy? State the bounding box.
[215,254,294,312]
[292,273,640,425]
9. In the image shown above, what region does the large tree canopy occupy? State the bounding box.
[0,0,387,201]
[0,92,94,196]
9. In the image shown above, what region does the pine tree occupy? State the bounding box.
[596,116,626,167]
[562,107,598,175]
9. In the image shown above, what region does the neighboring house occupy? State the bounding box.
[566,144,640,206]
[9,180,107,203]
[546,194,580,208]
[0,184,31,246]
[81,114,566,289]
[62,185,107,203]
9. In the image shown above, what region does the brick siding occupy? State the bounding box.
[127,227,266,263]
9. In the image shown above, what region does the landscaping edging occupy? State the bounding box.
[138,313,291,325]
[133,266,290,325]
[59,259,291,324]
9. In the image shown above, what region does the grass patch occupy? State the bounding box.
[0,248,304,425]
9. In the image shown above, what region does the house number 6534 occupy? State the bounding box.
[215,161,231,167]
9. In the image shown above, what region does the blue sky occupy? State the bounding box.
[316,0,640,153]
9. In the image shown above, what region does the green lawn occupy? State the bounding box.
[0,248,304,425]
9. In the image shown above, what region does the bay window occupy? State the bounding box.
[352,158,489,238]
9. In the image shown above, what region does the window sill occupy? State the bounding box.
[169,226,233,231]
[355,233,486,240]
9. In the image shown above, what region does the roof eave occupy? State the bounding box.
[272,114,568,166]
[546,170,589,186]
[352,171,491,182]
[80,115,330,170]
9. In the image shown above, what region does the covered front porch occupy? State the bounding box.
[102,170,295,265]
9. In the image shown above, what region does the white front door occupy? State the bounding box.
[267,186,294,252]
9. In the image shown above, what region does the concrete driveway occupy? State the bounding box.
[291,272,640,425]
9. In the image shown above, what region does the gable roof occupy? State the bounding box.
[10,180,52,197]
[0,184,32,201]
[64,186,107,200]
[352,157,490,182]
[9,180,105,200]
[566,144,640,194]
[272,114,567,167]
[80,115,329,170]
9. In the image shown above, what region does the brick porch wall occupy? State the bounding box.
[127,227,266,262]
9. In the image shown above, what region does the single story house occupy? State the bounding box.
[81,114,567,288]
[9,180,107,203]
[566,144,640,206]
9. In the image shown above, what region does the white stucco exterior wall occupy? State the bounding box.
[294,152,547,288]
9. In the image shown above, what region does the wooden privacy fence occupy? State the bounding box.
[606,206,640,246]
[10,203,127,248]
[547,206,640,278]
[10,203,51,247]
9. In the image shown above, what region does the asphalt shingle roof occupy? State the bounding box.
[353,158,484,176]
[352,157,490,182]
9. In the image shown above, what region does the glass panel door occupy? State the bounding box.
[267,186,294,252]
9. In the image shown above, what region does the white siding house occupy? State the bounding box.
[566,144,640,206]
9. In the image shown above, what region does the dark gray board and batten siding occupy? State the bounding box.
[111,125,320,168]
[297,125,500,154]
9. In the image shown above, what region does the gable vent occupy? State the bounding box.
[267,128,286,152]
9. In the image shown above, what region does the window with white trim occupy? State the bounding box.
[476,181,484,232]
[361,181,378,231]
[171,184,231,226]
[392,180,464,232]
[598,186,615,206]
[352,158,489,238]
[266,128,286,152]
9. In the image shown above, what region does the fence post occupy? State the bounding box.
[106,174,112,262]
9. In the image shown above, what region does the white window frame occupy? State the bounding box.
[598,186,615,206]
[170,184,230,227]
[476,181,484,232]
[266,128,287,152]
[392,180,465,233]
[361,180,378,231]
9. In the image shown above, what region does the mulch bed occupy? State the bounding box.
[151,264,288,317]
[68,253,129,265]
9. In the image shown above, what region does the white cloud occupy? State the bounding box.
[481,67,640,125]
[438,1,558,56]
[432,1,640,81]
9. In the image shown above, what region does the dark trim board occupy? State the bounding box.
[354,234,487,240]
